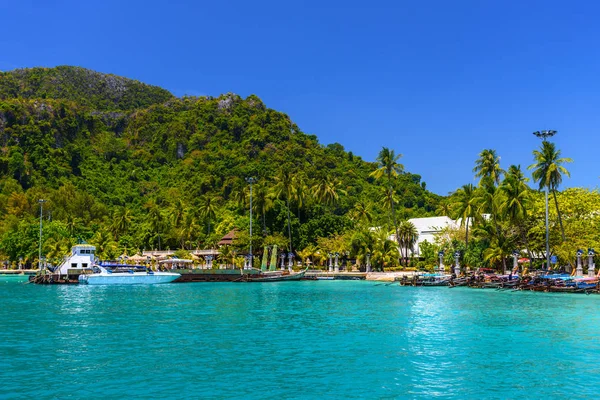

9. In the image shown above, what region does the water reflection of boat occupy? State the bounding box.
[78,265,180,285]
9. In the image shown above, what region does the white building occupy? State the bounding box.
[388,216,460,257]
[408,216,458,257]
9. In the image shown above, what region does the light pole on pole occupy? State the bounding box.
[38,199,46,270]
[533,130,556,270]
[245,177,256,269]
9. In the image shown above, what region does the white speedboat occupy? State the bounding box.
[78,266,180,285]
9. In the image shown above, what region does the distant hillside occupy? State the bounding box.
[0,66,174,110]
[0,66,441,264]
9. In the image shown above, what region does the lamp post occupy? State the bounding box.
[438,251,445,274]
[576,249,583,276]
[588,248,596,277]
[366,252,371,273]
[453,251,461,276]
[38,199,46,270]
[280,253,286,270]
[245,177,256,270]
[533,130,556,271]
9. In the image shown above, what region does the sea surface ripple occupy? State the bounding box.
[1,281,599,399]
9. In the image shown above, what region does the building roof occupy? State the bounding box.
[408,216,456,233]
[218,229,238,246]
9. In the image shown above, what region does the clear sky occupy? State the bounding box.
[1,0,598,195]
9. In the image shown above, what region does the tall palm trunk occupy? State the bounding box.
[552,189,566,242]
[286,195,292,252]
[464,216,470,247]
[390,185,400,264]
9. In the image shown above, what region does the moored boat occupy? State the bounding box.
[242,268,307,282]
[78,265,180,285]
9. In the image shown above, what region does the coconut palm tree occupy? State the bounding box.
[111,207,132,238]
[169,199,186,231]
[370,147,403,250]
[144,201,167,251]
[528,141,573,242]
[198,194,220,236]
[499,165,532,256]
[91,228,118,260]
[253,183,274,235]
[291,174,308,218]
[349,226,376,270]
[372,228,400,271]
[349,200,373,225]
[473,149,504,187]
[312,175,346,206]
[272,168,294,252]
[398,221,418,266]
[296,245,317,267]
[452,184,478,247]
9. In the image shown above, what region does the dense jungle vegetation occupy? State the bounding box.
[0,66,441,269]
[2,67,598,271]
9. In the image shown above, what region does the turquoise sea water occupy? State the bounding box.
[1,281,600,399]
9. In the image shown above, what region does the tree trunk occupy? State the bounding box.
[552,189,566,242]
[465,216,470,247]
[390,186,401,265]
[286,195,292,252]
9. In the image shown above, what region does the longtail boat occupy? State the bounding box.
[242,268,308,282]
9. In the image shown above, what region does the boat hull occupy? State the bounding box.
[79,272,180,285]
[244,269,307,282]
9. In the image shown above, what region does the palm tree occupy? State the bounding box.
[528,141,573,242]
[253,184,274,235]
[312,175,347,206]
[398,221,418,266]
[147,203,166,250]
[500,165,532,256]
[452,184,477,247]
[372,228,400,271]
[483,235,513,273]
[169,199,186,230]
[474,183,502,237]
[112,207,132,238]
[91,228,118,260]
[291,174,308,218]
[473,149,504,187]
[349,200,373,225]
[198,194,220,236]
[370,148,404,249]
[272,168,294,252]
[296,245,317,267]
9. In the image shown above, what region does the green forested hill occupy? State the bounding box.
[0,66,173,111]
[0,66,440,267]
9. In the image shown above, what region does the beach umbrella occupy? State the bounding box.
[518,257,530,263]
[128,254,146,262]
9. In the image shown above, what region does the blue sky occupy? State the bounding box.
[1,0,598,195]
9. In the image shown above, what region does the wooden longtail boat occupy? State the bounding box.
[242,268,307,282]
